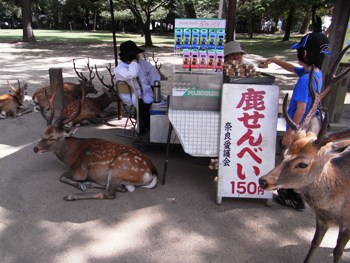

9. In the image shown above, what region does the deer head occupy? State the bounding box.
[7,79,28,106]
[34,78,84,154]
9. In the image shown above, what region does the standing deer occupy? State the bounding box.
[60,63,119,127]
[33,80,158,201]
[0,79,31,118]
[32,58,98,112]
[259,45,350,263]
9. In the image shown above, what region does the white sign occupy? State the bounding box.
[175,18,226,29]
[217,84,279,203]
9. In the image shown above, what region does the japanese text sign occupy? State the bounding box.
[217,84,279,200]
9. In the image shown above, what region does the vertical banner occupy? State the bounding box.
[217,84,279,203]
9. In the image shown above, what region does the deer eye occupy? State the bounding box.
[297,163,308,169]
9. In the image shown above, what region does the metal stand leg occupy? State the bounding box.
[162,121,173,185]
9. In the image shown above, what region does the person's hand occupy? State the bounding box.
[282,131,292,147]
[258,58,273,68]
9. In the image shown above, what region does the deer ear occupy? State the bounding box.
[66,127,79,137]
[330,140,350,153]
[22,84,28,90]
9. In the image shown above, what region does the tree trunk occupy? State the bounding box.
[184,2,197,18]
[21,0,36,42]
[142,19,153,46]
[248,17,253,39]
[299,13,310,34]
[93,12,97,31]
[283,4,295,41]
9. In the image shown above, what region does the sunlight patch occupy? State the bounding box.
[0,142,33,159]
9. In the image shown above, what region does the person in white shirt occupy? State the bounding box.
[114,40,160,135]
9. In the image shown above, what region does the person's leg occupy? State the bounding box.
[275,188,305,211]
[138,99,151,135]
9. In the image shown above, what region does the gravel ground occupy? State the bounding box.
[0,41,349,263]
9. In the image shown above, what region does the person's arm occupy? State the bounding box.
[261,58,296,73]
[141,59,160,84]
[282,101,307,146]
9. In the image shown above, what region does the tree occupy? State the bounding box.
[116,0,170,46]
[21,0,36,42]
[237,0,265,38]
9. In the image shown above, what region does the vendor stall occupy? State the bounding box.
[161,18,282,204]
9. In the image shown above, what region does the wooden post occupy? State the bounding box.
[49,68,64,111]
[322,0,350,123]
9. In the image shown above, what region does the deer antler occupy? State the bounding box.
[86,58,95,81]
[41,79,59,125]
[73,59,85,80]
[152,52,162,70]
[73,58,96,81]
[95,63,115,90]
[7,79,21,93]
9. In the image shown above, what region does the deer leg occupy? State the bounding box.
[16,108,32,117]
[80,181,106,189]
[60,172,89,191]
[63,182,121,201]
[63,190,116,201]
[303,218,329,263]
[333,226,350,263]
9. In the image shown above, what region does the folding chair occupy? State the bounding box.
[114,81,139,138]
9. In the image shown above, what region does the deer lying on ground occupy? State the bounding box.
[32,58,98,112]
[60,63,119,127]
[259,44,350,263]
[33,80,158,201]
[0,80,31,118]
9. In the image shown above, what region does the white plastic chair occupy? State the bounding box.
[114,80,139,138]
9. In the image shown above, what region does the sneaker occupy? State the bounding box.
[275,191,306,211]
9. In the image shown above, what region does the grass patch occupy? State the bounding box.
[0,29,302,59]
[0,29,174,46]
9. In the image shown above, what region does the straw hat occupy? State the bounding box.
[224,41,246,56]
[119,40,145,57]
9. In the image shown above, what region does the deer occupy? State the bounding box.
[32,58,98,112]
[0,79,31,118]
[33,79,158,201]
[59,63,119,127]
[259,44,350,263]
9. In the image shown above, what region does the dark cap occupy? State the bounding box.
[291,33,331,55]
[119,40,145,57]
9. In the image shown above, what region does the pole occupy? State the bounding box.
[322,0,350,123]
[218,0,224,18]
[226,0,237,42]
[109,0,118,67]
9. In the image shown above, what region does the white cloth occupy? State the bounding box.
[114,59,160,106]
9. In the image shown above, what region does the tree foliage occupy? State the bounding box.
[0,0,336,44]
